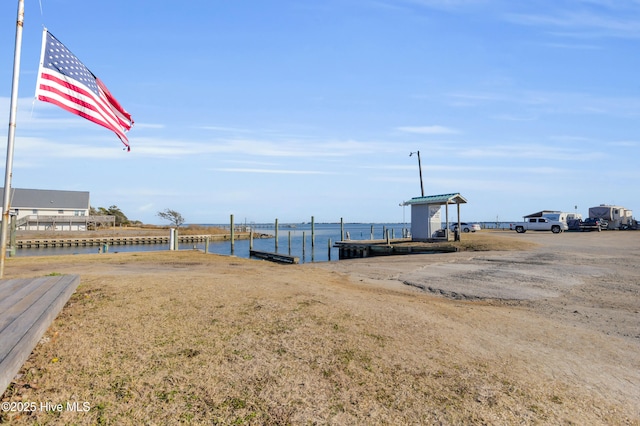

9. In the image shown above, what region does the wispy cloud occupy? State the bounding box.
[549,135,593,143]
[427,164,569,174]
[133,123,165,130]
[199,125,254,133]
[401,0,490,11]
[608,140,639,147]
[14,136,129,161]
[132,136,395,159]
[446,89,640,119]
[490,114,538,121]
[137,203,155,212]
[394,0,640,40]
[211,168,332,175]
[366,163,568,175]
[455,143,606,161]
[542,42,602,49]
[505,7,640,39]
[397,125,460,134]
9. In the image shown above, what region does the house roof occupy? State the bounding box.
[0,188,90,210]
[402,193,467,206]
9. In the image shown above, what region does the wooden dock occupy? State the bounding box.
[335,240,458,259]
[13,233,259,249]
[0,274,80,395]
[250,250,299,264]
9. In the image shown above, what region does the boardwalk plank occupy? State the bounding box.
[0,277,60,331]
[0,275,80,396]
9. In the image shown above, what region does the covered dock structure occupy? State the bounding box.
[403,193,467,241]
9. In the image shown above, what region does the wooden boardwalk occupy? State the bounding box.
[0,274,80,395]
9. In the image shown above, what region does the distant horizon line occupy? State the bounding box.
[187,220,518,226]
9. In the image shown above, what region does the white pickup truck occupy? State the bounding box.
[512,217,568,234]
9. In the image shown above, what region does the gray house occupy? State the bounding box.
[0,188,112,231]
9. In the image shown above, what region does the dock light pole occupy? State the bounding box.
[410,151,424,197]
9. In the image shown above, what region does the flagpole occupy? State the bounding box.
[0,0,25,278]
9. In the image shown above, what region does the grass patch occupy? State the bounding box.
[1,246,634,425]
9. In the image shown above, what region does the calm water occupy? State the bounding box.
[13,223,411,264]
[225,222,410,263]
[13,221,514,263]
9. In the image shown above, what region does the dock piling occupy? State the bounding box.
[230,214,235,254]
[311,216,315,249]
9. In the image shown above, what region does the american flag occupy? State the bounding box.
[35,29,133,150]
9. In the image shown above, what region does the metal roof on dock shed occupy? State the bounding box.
[402,193,467,206]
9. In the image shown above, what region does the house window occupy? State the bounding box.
[58,210,64,214]
[32,209,38,214]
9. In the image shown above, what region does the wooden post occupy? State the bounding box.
[311,216,315,249]
[445,202,450,240]
[205,236,210,254]
[230,214,235,254]
[288,231,292,255]
[250,229,254,250]
[456,202,461,241]
[340,217,344,242]
[328,238,332,261]
[386,229,390,245]
[9,215,16,257]
[275,218,279,251]
[302,231,306,255]
[370,225,374,240]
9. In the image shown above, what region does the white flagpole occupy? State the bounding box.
[0,0,25,278]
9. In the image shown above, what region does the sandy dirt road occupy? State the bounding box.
[316,230,640,418]
[318,231,640,341]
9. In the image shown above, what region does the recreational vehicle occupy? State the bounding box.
[588,205,633,230]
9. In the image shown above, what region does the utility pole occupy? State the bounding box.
[410,151,424,197]
[0,0,25,278]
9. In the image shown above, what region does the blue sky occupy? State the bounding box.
[1,0,639,225]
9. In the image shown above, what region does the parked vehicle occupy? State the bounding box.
[449,222,481,233]
[512,217,568,234]
[579,217,605,232]
[541,212,582,222]
[620,219,639,230]
[567,219,582,231]
[588,205,633,230]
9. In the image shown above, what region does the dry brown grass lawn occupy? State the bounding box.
[1,233,638,425]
